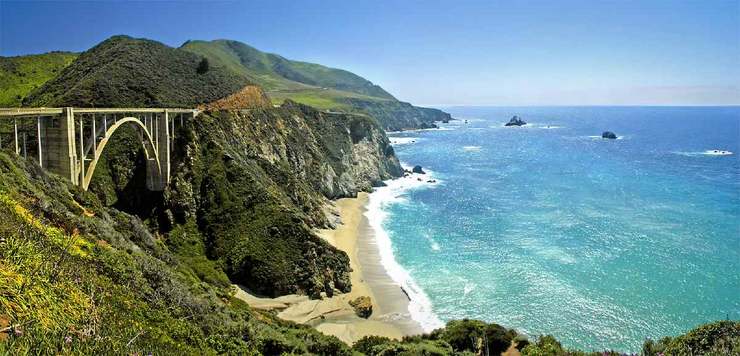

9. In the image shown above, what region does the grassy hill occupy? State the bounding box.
[24,36,250,107]
[0,52,78,106]
[181,39,451,130]
[181,39,395,100]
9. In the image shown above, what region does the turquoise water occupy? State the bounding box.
[380,107,739,351]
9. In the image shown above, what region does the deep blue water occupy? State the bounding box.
[381,106,739,351]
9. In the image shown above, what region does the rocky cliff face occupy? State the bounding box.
[342,97,452,131]
[88,100,402,297]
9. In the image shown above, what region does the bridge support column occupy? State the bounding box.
[147,110,170,191]
[43,107,79,185]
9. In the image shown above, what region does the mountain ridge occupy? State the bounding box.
[180,39,451,130]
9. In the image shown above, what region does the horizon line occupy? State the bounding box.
[424,104,740,108]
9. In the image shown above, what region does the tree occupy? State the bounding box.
[196,58,209,74]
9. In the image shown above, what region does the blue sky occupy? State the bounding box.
[1,0,738,105]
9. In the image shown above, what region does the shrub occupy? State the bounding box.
[197,57,210,74]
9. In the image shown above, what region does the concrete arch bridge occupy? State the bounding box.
[0,108,198,191]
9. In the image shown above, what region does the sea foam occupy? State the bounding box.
[389,137,419,145]
[365,166,445,332]
[463,146,482,152]
[672,150,734,157]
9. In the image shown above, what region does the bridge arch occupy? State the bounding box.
[81,116,162,191]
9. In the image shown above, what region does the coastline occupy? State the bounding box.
[232,192,422,345]
[232,166,444,344]
[317,193,425,337]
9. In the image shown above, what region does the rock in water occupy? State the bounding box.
[349,296,373,318]
[412,165,426,174]
[602,131,618,139]
[505,115,527,126]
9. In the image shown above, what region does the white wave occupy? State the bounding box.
[463,146,482,152]
[673,150,734,157]
[389,137,419,146]
[387,126,456,134]
[424,233,441,251]
[587,135,625,140]
[522,123,564,129]
[702,149,733,156]
[463,282,476,296]
[366,168,444,332]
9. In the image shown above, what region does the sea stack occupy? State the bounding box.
[412,165,426,174]
[505,115,527,126]
[602,131,618,139]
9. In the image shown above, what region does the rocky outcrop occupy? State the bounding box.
[505,116,526,126]
[602,131,617,139]
[349,296,373,318]
[412,165,426,174]
[203,85,273,110]
[342,97,452,131]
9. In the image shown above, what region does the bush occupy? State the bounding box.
[197,57,210,74]
[353,335,393,354]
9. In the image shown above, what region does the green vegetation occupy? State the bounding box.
[0,52,78,106]
[0,151,353,355]
[24,36,250,107]
[181,39,451,130]
[181,39,395,99]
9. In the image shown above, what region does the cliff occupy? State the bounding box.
[161,101,402,297]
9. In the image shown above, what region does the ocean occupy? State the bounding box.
[368,106,740,352]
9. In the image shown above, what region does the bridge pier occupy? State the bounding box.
[155,110,171,190]
[41,107,79,185]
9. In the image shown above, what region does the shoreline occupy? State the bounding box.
[315,192,424,338]
[232,191,422,345]
[232,169,442,344]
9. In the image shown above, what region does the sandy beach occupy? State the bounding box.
[233,192,421,345]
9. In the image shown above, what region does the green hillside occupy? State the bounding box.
[0,52,78,106]
[24,36,250,108]
[181,39,395,100]
[181,39,451,130]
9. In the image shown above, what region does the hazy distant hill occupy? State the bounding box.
[181,39,450,130]
[0,52,78,106]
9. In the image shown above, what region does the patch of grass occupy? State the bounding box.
[0,52,78,106]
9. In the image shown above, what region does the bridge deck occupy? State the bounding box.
[0,108,198,117]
